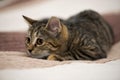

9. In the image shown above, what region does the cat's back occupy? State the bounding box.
[65,10,114,52]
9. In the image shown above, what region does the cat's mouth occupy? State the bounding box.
[27,50,49,59]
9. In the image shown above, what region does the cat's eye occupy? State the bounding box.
[26,37,30,44]
[36,38,44,45]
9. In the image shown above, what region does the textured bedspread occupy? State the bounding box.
[0,41,120,69]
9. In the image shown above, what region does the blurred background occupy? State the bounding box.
[0,0,120,32]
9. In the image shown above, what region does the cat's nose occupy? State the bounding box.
[28,49,32,53]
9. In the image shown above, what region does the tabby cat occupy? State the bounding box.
[23,10,114,61]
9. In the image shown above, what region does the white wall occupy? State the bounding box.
[0,0,120,32]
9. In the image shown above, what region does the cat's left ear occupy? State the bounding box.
[45,16,62,37]
[22,15,37,25]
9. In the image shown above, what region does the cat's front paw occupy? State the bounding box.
[47,54,57,60]
[47,54,64,61]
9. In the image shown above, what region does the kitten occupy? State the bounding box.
[23,10,114,61]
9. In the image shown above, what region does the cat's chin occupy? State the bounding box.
[26,50,49,59]
[31,55,48,59]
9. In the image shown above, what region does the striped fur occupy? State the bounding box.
[23,10,114,61]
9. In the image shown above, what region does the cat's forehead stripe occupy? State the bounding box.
[34,32,37,36]
[30,26,40,36]
[32,37,37,45]
[33,28,42,37]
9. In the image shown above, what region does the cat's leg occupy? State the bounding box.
[78,38,107,60]
[78,41,107,60]
[79,48,106,60]
[47,54,65,61]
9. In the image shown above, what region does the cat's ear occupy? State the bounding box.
[45,16,62,37]
[22,15,37,25]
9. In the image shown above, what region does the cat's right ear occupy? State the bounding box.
[22,15,37,25]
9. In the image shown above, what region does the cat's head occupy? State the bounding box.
[23,15,68,59]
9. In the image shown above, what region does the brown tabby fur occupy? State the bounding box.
[23,10,114,61]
